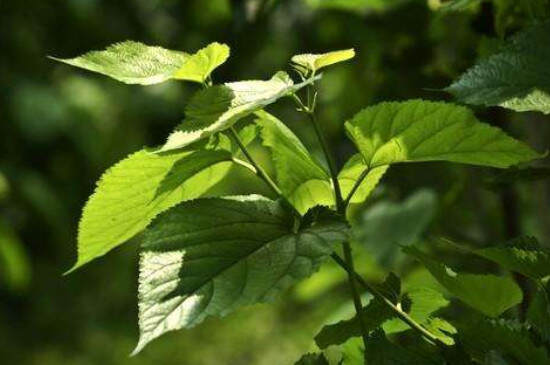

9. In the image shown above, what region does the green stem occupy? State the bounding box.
[306,111,344,214]
[330,253,448,347]
[228,126,300,218]
[343,166,370,207]
[342,241,371,353]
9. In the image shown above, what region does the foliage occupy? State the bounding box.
[5,0,550,364]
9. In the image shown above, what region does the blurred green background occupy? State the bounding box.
[1,0,549,364]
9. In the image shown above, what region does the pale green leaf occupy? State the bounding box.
[71,147,233,272]
[51,41,229,85]
[133,197,348,354]
[474,236,550,280]
[291,49,355,73]
[404,246,523,317]
[346,100,540,169]
[159,72,315,152]
[255,110,333,214]
[437,0,482,12]
[446,21,550,114]
[304,0,413,14]
[456,318,550,365]
[172,42,229,83]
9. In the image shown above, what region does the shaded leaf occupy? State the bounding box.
[456,318,550,365]
[474,236,550,279]
[314,273,400,349]
[295,353,330,365]
[255,110,333,214]
[404,246,523,317]
[527,281,550,342]
[0,220,31,292]
[446,21,550,114]
[364,329,443,364]
[134,197,348,354]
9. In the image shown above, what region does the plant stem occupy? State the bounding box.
[343,166,370,207]
[306,111,344,214]
[228,126,301,218]
[330,253,448,347]
[229,126,282,197]
[305,108,371,353]
[342,241,370,353]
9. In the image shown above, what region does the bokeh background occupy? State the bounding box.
[1,0,549,364]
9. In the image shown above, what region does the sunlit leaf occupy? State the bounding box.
[159,72,315,152]
[71,145,233,271]
[51,41,229,85]
[291,49,355,74]
[133,197,348,354]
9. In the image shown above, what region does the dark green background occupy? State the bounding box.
[1,0,549,364]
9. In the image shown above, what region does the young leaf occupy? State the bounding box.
[474,236,550,280]
[159,72,315,152]
[133,197,348,354]
[456,318,550,365]
[291,49,355,74]
[404,246,523,317]
[172,42,229,83]
[314,273,400,349]
[255,110,333,214]
[446,21,550,114]
[71,147,233,272]
[51,41,229,85]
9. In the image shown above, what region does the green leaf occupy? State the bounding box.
[0,220,31,292]
[51,41,229,85]
[255,110,333,214]
[295,353,330,365]
[338,154,388,205]
[133,196,348,354]
[382,287,452,340]
[355,189,437,266]
[172,42,229,83]
[404,246,523,317]
[456,318,550,365]
[527,281,550,342]
[364,329,442,365]
[437,0,482,12]
[159,72,315,152]
[314,273,400,349]
[474,236,550,280]
[71,146,233,272]
[446,21,550,114]
[291,49,355,74]
[343,100,539,205]
[346,100,540,169]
